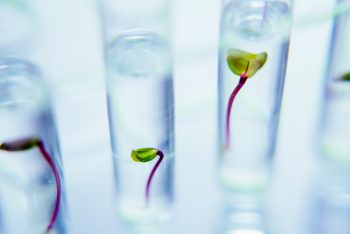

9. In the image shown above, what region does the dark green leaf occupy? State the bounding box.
[0,138,40,151]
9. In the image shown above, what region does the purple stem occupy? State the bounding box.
[225,75,248,149]
[37,142,61,234]
[145,150,164,204]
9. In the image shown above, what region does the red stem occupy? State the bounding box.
[145,151,164,204]
[225,75,248,149]
[37,142,61,233]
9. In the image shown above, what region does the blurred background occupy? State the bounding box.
[1,0,349,233]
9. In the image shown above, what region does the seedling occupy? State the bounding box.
[0,137,60,234]
[224,49,268,149]
[340,72,350,81]
[131,148,164,204]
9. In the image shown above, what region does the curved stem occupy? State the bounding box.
[225,75,248,149]
[37,142,61,234]
[145,150,164,204]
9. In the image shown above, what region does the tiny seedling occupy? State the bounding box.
[340,72,350,81]
[224,49,268,149]
[131,148,164,205]
[0,138,60,234]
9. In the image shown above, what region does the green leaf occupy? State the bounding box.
[131,148,159,162]
[227,49,268,78]
[0,138,40,151]
[340,72,350,81]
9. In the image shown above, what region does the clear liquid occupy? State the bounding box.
[0,59,66,234]
[106,31,174,223]
[218,0,291,191]
[115,156,174,223]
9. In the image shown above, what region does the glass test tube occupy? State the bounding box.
[0,58,66,234]
[100,0,175,224]
[319,0,350,166]
[218,0,292,192]
[315,5,350,233]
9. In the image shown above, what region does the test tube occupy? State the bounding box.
[99,0,175,224]
[218,0,292,192]
[309,2,350,233]
[0,58,66,234]
[319,0,350,166]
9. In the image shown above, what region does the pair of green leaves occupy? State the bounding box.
[0,138,40,151]
[227,49,268,78]
[131,148,159,162]
[340,72,350,81]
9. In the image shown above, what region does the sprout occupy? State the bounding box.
[0,138,40,151]
[131,148,159,162]
[227,49,267,78]
[340,72,350,81]
[0,137,61,233]
[131,148,164,204]
[224,49,268,150]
